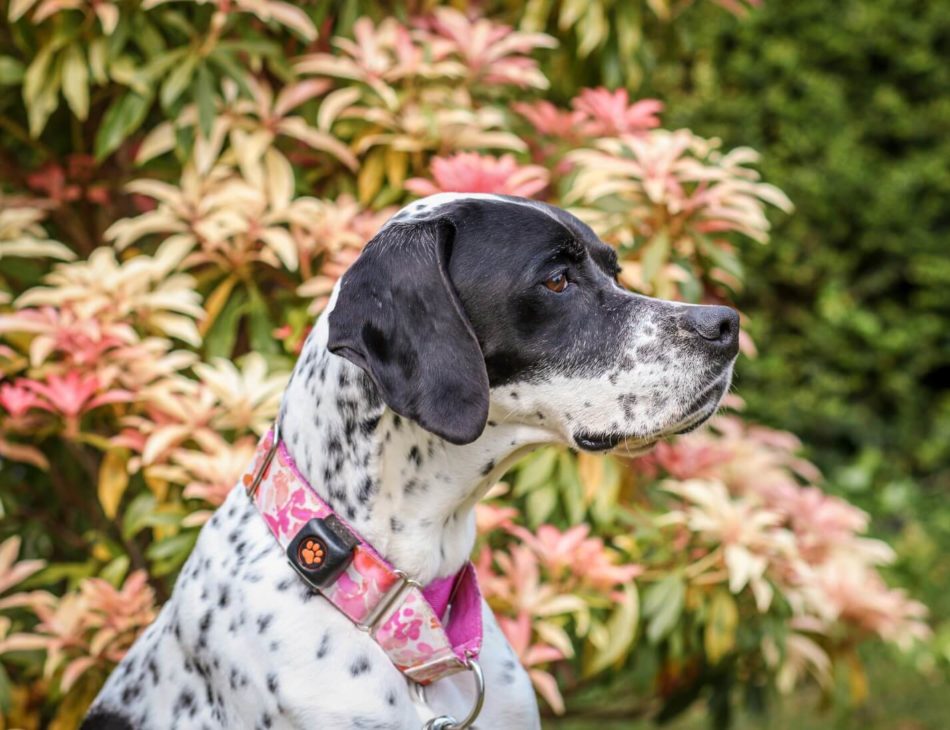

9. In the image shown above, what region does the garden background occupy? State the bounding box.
[1,0,948,728]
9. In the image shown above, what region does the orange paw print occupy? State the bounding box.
[298,538,325,567]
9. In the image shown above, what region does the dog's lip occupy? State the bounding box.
[573,430,658,453]
[573,432,626,451]
[572,371,730,453]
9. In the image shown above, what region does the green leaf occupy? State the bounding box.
[216,39,283,59]
[138,48,188,87]
[159,52,197,111]
[590,455,623,526]
[148,531,199,576]
[207,50,253,98]
[641,230,670,285]
[87,38,108,85]
[643,575,685,644]
[194,62,215,140]
[526,484,558,527]
[513,447,559,496]
[24,561,96,589]
[95,89,152,160]
[704,590,739,664]
[0,56,25,86]
[146,531,198,562]
[582,583,639,677]
[0,663,12,715]
[204,288,247,359]
[134,16,166,58]
[61,43,89,120]
[23,43,61,137]
[99,555,130,587]
[558,450,586,525]
[122,491,157,539]
[246,282,279,355]
[154,8,193,38]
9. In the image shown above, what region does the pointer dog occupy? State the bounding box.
[84,194,739,729]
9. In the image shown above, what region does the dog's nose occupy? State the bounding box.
[683,305,740,358]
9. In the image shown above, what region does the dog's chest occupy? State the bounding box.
[93,486,539,729]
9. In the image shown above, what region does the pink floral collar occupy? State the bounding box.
[242,425,484,687]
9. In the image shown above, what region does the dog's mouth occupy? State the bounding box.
[572,369,731,454]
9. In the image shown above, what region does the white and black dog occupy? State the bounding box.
[84,194,738,729]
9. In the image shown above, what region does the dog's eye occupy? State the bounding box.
[544,273,568,293]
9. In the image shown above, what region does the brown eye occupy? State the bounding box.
[545,273,568,293]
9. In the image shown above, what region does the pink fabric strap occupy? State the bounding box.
[241,428,483,685]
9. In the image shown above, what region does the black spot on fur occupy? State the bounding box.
[174,688,196,718]
[120,684,141,704]
[350,655,371,677]
[316,632,331,659]
[146,658,159,685]
[357,476,375,504]
[619,393,638,419]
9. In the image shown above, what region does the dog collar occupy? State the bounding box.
[242,424,484,689]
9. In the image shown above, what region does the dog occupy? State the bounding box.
[83,193,739,729]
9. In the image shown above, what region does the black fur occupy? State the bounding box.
[328,218,490,445]
[81,708,135,730]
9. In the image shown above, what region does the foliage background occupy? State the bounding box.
[0,0,947,728]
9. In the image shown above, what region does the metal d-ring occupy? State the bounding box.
[246,421,280,498]
[419,656,485,730]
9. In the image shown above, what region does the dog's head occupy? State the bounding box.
[327,194,738,452]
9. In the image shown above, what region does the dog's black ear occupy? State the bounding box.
[327,219,489,445]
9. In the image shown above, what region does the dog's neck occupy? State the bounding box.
[277,317,552,585]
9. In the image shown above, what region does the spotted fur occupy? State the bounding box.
[85,195,738,729]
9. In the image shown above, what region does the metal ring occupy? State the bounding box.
[452,657,485,730]
[419,657,485,730]
[246,421,280,498]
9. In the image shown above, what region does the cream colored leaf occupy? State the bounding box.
[0,237,76,260]
[316,87,361,132]
[263,149,294,209]
[277,117,358,170]
[8,0,39,21]
[259,227,298,271]
[267,2,317,41]
[95,3,118,34]
[136,122,176,164]
[149,312,202,346]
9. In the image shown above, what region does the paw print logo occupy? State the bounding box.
[298,538,325,568]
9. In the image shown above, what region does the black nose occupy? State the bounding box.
[683,305,740,358]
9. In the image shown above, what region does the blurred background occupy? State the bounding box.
[0,1,947,728]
